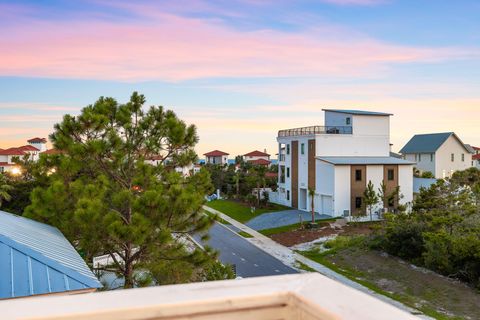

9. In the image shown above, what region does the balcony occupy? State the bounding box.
[1,274,416,320]
[278,125,352,137]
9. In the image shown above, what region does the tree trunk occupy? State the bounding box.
[311,196,315,223]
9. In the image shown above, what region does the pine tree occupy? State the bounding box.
[25,92,217,288]
[363,180,379,221]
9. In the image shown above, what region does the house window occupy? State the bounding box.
[286,167,290,178]
[286,144,290,155]
[430,154,434,162]
[355,197,362,209]
[462,153,465,162]
[287,190,290,201]
[346,117,351,125]
[451,153,454,162]
[387,169,394,181]
[355,169,362,182]
[301,143,305,155]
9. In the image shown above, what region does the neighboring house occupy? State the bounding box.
[272,109,414,217]
[399,132,473,179]
[244,150,271,166]
[468,145,480,169]
[413,177,437,199]
[0,210,101,299]
[0,137,47,173]
[204,150,229,165]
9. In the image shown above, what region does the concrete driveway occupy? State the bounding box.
[246,209,333,231]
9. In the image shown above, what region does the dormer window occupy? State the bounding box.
[346,117,351,125]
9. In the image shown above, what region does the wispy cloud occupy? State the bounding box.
[0,2,475,82]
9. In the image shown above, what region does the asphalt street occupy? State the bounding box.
[193,222,298,278]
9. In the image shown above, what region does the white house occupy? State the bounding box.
[469,146,480,169]
[399,132,473,179]
[204,150,229,165]
[0,137,47,173]
[243,150,271,166]
[271,109,414,218]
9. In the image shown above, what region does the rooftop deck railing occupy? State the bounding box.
[278,125,352,137]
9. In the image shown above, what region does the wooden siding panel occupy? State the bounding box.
[350,165,367,215]
[308,139,316,190]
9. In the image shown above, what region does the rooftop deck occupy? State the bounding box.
[278,125,352,137]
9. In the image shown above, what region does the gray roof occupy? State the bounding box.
[464,144,475,154]
[0,211,101,299]
[316,156,415,165]
[399,132,470,154]
[413,177,437,193]
[322,109,392,116]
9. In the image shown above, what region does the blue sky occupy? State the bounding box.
[0,0,479,155]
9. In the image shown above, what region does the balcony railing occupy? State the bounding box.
[278,125,352,137]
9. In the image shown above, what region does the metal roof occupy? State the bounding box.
[413,177,437,193]
[0,210,101,299]
[464,144,475,154]
[322,109,392,116]
[316,156,415,165]
[399,132,470,154]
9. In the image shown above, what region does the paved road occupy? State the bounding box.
[246,209,333,230]
[193,222,298,278]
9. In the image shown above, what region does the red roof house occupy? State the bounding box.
[204,150,229,165]
[27,137,47,144]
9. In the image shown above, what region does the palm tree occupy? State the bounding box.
[0,174,13,208]
[308,188,316,224]
[233,172,240,199]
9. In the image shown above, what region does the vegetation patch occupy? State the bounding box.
[206,199,290,223]
[237,231,254,238]
[301,236,480,320]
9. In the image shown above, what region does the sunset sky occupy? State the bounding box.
[0,0,479,156]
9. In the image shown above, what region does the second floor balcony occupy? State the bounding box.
[278,125,352,138]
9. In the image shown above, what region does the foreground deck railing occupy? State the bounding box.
[278,125,352,137]
[0,274,417,320]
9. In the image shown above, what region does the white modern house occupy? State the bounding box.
[0,137,47,173]
[243,150,271,166]
[399,132,473,179]
[271,109,414,218]
[204,150,229,165]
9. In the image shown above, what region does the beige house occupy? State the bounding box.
[400,132,473,179]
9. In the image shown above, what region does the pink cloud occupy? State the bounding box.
[0,4,474,81]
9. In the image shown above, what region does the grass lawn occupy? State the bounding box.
[300,238,480,320]
[259,223,303,236]
[206,199,291,223]
[237,231,254,238]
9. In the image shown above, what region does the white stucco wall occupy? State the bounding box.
[334,166,350,217]
[398,165,414,207]
[410,153,435,174]
[315,135,390,157]
[435,135,473,178]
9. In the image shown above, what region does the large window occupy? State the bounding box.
[355,169,362,182]
[287,190,290,201]
[346,117,351,125]
[430,153,434,162]
[355,197,362,209]
[301,143,305,155]
[387,169,394,181]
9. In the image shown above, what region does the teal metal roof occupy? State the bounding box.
[322,109,392,116]
[399,132,470,154]
[0,210,101,299]
[316,156,414,165]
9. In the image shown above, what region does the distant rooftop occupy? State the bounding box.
[322,109,393,116]
[316,156,415,165]
[400,132,471,154]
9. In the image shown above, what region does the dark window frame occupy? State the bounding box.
[355,169,362,182]
[387,169,394,181]
[355,197,362,209]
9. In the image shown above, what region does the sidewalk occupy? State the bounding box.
[203,205,433,319]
